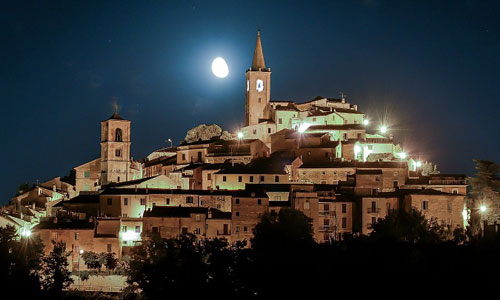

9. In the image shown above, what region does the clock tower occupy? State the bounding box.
[245,30,271,126]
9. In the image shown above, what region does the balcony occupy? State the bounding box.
[217,230,231,236]
[318,226,335,232]
[367,207,380,214]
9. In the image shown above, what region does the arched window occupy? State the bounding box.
[115,128,123,142]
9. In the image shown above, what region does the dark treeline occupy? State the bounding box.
[125,208,500,298]
[2,208,500,298]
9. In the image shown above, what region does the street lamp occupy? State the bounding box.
[380,125,388,134]
[363,119,369,126]
[237,131,244,139]
[78,249,84,287]
[479,205,487,213]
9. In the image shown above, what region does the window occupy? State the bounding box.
[195,228,201,234]
[238,176,242,182]
[107,198,112,206]
[342,217,347,229]
[312,118,316,122]
[260,176,265,181]
[115,149,122,157]
[197,151,202,162]
[275,176,279,183]
[357,133,362,140]
[422,200,429,210]
[304,201,310,210]
[249,176,254,182]
[115,128,123,142]
[123,213,127,218]
[122,226,127,233]
[258,97,262,103]
[117,176,120,182]
[124,198,128,206]
[152,227,158,233]
[166,198,170,205]
[393,180,399,188]
[235,212,240,216]
[324,219,330,226]
[243,226,248,232]
[140,198,146,205]
[74,232,79,240]
[84,171,90,178]
[223,176,227,182]
[258,199,262,205]
[107,244,112,253]
[371,201,377,210]
[341,203,347,213]
[235,198,240,204]
[195,214,201,221]
[375,176,380,182]
[324,204,329,211]
[452,189,458,194]
[182,153,186,161]
[186,196,194,204]
[135,226,140,233]
[267,128,271,134]
[278,118,282,124]
[253,129,257,135]
[207,173,212,180]
[368,145,373,150]
[235,226,240,233]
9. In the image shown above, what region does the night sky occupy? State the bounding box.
[1,0,500,204]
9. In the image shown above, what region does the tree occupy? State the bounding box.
[369,209,445,244]
[103,252,118,271]
[0,225,44,296]
[467,159,500,236]
[40,240,73,295]
[82,251,105,271]
[251,208,315,252]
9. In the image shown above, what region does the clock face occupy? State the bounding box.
[256,79,264,92]
[246,80,249,92]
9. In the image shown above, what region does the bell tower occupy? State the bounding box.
[245,30,271,126]
[100,112,131,185]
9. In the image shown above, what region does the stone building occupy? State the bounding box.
[33,217,121,271]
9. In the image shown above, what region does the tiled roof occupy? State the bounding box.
[34,219,94,230]
[144,206,230,219]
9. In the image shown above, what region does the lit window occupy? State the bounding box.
[135,226,140,233]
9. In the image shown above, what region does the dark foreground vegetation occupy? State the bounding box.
[3,207,500,299]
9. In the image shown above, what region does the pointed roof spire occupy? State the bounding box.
[251,30,267,71]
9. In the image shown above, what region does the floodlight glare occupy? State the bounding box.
[298,123,310,133]
[363,119,369,126]
[479,205,487,213]
[237,132,244,139]
[416,161,422,168]
[398,152,407,159]
[380,126,388,133]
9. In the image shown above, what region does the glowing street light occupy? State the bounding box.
[237,132,244,139]
[416,161,422,168]
[298,123,310,133]
[79,249,84,254]
[363,119,369,126]
[397,152,407,159]
[380,125,388,134]
[479,205,487,213]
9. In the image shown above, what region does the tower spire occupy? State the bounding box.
[251,30,266,70]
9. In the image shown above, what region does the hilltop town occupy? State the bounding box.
[2,31,466,271]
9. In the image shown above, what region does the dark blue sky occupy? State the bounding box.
[1,0,499,203]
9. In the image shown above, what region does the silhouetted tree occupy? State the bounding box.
[82,251,105,271]
[467,159,500,236]
[40,240,73,296]
[370,209,445,243]
[103,252,118,272]
[0,225,44,296]
[251,208,314,251]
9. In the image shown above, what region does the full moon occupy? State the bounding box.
[211,57,229,78]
